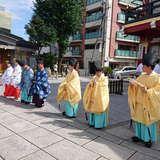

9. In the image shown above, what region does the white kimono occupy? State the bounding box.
[154,64,160,74]
[11,65,22,88]
[2,66,13,85]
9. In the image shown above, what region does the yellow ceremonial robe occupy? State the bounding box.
[128,72,160,126]
[83,75,109,114]
[57,69,81,106]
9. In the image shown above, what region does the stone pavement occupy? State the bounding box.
[0,78,159,160]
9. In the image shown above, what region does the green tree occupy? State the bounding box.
[42,52,57,69]
[34,0,84,69]
[25,14,57,56]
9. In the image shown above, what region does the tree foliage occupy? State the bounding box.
[25,14,57,55]
[34,0,84,66]
[42,53,57,69]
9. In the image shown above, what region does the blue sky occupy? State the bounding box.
[0,0,35,40]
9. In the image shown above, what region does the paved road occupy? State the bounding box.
[0,77,130,126]
[0,77,159,160]
[46,77,130,126]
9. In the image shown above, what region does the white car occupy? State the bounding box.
[112,66,137,79]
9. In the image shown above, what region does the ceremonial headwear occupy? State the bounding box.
[95,62,102,72]
[142,53,157,69]
[37,59,44,65]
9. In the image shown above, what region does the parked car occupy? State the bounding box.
[112,66,137,79]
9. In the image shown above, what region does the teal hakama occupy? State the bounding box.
[65,101,78,117]
[89,111,107,129]
[20,67,33,103]
[135,122,157,142]
[21,91,32,103]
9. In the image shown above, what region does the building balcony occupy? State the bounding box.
[117,13,135,24]
[117,13,125,23]
[73,34,81,41]
[85,38,101,45]
[72,50,82,56]
[125,0,160,24]
[64,50,82,57]
[85,31,101,39]
[115,50,138,59]
[87,0,102,6]
[85,20,101,28]
[86,0,102,12]
[116,32,140,43]
[86,13,102,28]
[85,32,102,44]
[86,13,102,23]
[118,0,142,8]
[70,34,82,42]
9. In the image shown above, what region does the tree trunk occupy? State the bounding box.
[58,44,63,73]
[37,47,42,59]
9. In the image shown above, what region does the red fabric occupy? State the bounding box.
[137,59,143,65]
[7,85,20,99]
[125,23,150,34]
[156,21,160,27]
[4,84,10,96]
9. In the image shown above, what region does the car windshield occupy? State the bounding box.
[122,67,136,71]
[113,66,123,71]
[113,68,119,71]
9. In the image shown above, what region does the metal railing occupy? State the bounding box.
[125,0,160,24]
[117,13,125,23]
[73,34,81,40]
[85,31,102,39]
[119,0,143,7]
[86,0,102,6]
[116,32,140,42]
[109,79,123,95]
[115,50,138,57]
[86,12,103,23]
[117,13,135,23]
[72,50,82,55]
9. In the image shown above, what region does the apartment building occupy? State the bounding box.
[65,0,143,73]
[109,0,142,68]
[65,0,112,72]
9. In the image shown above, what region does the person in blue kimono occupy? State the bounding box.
[20,63,34,104]
[32,60,50,107]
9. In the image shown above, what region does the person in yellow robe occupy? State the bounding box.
[83,65,109,129]
[128,53,160,148]
[57,59,81,118]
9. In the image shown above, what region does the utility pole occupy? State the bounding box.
[101,0,107,67]
[91,0,108,66]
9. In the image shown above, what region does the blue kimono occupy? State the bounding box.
[20,67,33,103]
[32,69,50,101]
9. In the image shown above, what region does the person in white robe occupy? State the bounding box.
[8,60,22,99]
[1,61,13,96]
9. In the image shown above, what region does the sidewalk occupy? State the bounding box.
[0,79,160,160]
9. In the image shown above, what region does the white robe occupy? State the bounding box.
[2,66,13,85]
[136,63,143,73]
[154,64,160,74]
[11,65,22,88]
